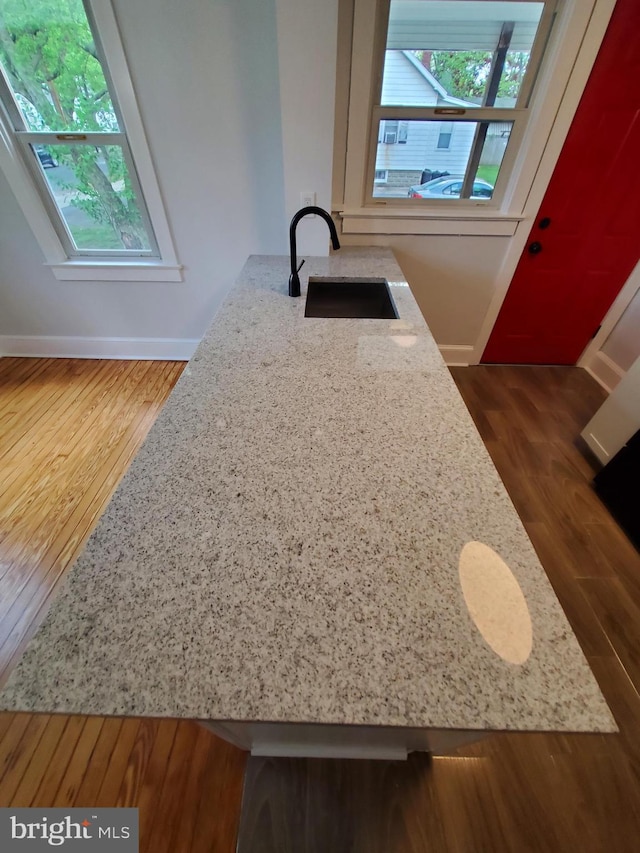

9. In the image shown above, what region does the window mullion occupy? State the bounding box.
[460,122,490,199]
[372,105,522,123]
[0,61,27,130]
[17,131,126,146]
[16,136,77,256]
[119,139,160,258]
[461,20,515,199]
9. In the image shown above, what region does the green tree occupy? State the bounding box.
[415,49,530,103]
[0,0,147,249]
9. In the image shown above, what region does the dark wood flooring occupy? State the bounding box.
[237,365,640,853]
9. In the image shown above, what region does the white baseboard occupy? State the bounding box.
[581,350,625,393]
[438,344,475,367]
[0,335,199,361]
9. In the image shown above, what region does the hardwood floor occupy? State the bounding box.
[0,358,246,853]
[237,366,640,853]
[2,359,640,852]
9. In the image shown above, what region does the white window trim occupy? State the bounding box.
[0,0,182,282]
[336,0,603,237]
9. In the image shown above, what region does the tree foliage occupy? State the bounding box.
[415,50,530,103]
[0,0,146,249]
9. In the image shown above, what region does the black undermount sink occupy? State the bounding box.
[304,277,398,319]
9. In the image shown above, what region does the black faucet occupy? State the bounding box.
[289,206,340,297]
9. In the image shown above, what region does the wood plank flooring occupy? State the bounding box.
[2,359,640,852]
[237,365,640,853]
[0,358,246,853]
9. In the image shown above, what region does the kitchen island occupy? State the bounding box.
[0,248,615,758]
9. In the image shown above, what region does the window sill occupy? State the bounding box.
[338,207,523,236]
[47,260,184,282]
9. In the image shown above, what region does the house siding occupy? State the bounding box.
[381,50,439,107]
[376,120,476,181]
[375,51,476,185]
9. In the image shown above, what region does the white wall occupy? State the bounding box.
[601,287,640,373]
[582,355,640,464]
[340,230,509,353]
[275,0,338,255]
[579,258,640,392]
[0,0,338,353]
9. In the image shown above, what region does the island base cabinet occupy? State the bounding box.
[198,721,487,760]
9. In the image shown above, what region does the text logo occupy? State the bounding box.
[0,809,138,851]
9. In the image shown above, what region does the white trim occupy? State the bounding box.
[0,130,67,263]
[341,212,518,236]
[0,0,180,276]
[189,719,487,759]
[580,357,640,463]
[48,261,183,282]
[89,1,179,268]
[0,336,198,360]
[438,344,475,367]
[343,0,381,208]
[582,430,610,464]
[471,0,618,364]
[582,350,625,394]
[340,207,523,221]
[577,258,640,371]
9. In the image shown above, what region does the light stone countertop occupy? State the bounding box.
[0,248,616,733]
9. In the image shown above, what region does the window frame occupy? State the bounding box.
[336,0,608,238]
[364,0,558,210]
[335,0,613,240]
[0,0,182,281]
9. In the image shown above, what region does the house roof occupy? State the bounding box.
[401,50,476,107]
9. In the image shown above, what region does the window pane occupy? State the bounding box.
[372,119,513,198]
[31,143,152,251]
[0,0,119,132]
[382,1,544,108]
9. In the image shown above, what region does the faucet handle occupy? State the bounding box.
[297,259,305,274]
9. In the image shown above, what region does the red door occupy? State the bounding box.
[483,0,640,365]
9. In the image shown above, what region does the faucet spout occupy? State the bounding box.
[289,206,340,297]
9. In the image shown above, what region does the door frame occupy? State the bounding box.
[470,0,618,365]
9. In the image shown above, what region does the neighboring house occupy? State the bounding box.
[375,50,508,190]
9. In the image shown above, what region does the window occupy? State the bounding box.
[437,122,453,149]
[378,119,408,143]
[374,169,388,182]
[352,0,557,206]
[381,119,399,143]
[0,0,180,278]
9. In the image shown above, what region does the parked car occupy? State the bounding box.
[34,146,58,169]
[408,176,493,199]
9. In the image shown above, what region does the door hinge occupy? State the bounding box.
[590,324,602,340]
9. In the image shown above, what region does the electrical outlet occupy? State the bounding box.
[300,191,316,212]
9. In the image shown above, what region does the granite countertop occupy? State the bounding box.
[0,248,615,733]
